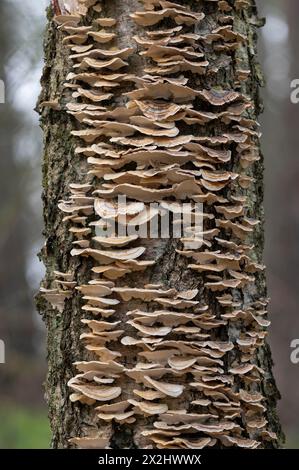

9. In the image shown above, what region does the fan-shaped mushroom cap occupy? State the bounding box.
[69,436,110,449]
[68,379,122,401]
[128,399,168,415]
[144,376,185,398]
[87,31,116,43]
[71,246,146,264]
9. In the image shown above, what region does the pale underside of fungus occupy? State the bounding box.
[40,0,280,449]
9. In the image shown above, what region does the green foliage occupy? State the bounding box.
[0,405,51,449]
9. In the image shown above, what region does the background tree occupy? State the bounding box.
[0,0,50,448]
[0,0,34,358]
[257,0,299,439]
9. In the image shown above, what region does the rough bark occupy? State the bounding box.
[38,0,283,449]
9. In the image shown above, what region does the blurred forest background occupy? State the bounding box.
[0,0,298,448]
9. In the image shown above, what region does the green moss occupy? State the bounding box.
[0,405,51,449]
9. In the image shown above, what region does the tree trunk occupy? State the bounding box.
[38,0,283,449]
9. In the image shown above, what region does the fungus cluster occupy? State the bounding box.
[42,0,276,449]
